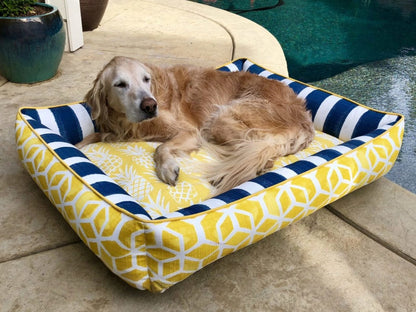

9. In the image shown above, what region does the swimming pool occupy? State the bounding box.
[195,0,416,82]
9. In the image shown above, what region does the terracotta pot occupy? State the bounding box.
[80,0,109,31]
[0,3,66,83]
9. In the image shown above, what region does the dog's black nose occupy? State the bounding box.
[140,98,157,115]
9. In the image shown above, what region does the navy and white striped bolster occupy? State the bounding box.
[294,86,399,140]
[221,59,400,141]
[21,103,95,145]
[22,114,152,220]
[219,59,288,83]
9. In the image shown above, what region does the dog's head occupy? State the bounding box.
[86,56,157,123]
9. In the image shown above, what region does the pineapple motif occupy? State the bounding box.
[81,142,214,217]
[115,165,154,200]
[82,144,122,174]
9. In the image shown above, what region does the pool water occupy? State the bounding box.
[195,0,416,82]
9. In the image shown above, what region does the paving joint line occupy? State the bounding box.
[326,205,416,266]
[0,239,81,264]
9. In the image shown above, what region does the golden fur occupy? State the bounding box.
[79,56,315,194]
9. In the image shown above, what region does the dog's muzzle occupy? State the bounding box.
[140,97,157,119]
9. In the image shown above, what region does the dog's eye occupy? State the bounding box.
[143,76,150,83]
[114,81,128,88]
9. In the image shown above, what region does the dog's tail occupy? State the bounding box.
[202,132,310,195]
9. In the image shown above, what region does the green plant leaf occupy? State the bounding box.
[0,0,37,17]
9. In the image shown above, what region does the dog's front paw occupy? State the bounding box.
[156,158,180,186]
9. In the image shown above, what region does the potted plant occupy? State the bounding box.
[0,0,66,83]
[79,0,109,31]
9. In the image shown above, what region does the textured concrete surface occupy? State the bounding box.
[149,0,289,76]
[83,0,233,67]
[1,0,416,310]
[1,210,416,311]
[328,178,416,261]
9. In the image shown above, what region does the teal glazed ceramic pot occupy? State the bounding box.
[0,3,66,83]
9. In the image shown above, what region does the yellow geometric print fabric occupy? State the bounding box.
[80,131,343,218]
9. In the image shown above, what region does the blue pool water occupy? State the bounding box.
[195,0,416,82]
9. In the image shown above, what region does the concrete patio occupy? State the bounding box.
[1,0,415,310]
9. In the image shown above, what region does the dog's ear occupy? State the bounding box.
[85,67,108,121]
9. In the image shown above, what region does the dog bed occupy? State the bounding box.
[15,59,404,292]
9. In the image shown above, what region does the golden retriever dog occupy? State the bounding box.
[78,56,315,194]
